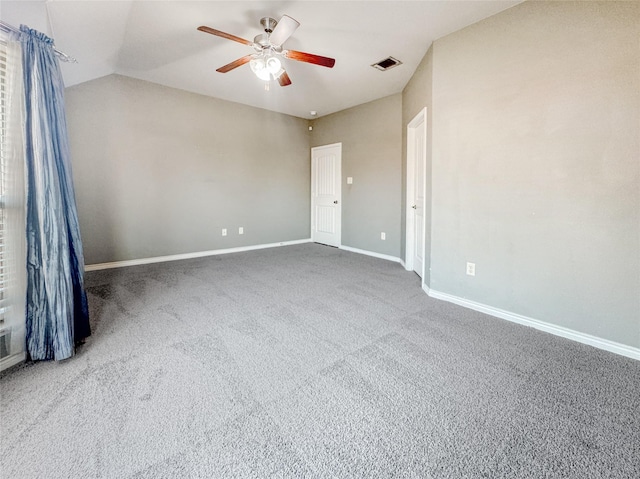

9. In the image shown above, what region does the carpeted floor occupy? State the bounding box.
[1,243,639,478]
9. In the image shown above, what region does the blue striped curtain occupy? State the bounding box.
[14,26,90,360]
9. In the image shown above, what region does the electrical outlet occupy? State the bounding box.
[381,232,386,240]
[238,227,244,235]
[466,262,475,276]
[222,228,227,236]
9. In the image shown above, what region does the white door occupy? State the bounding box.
[406,109,426,277]
[311,143,341,247]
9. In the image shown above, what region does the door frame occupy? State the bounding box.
[310,142,342,247]
[405,108,427,278]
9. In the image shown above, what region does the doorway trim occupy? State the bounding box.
[405,108,427,278]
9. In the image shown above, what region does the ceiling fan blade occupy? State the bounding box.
[216,54,254,73]
[197,26,254,46]
[283,50,335,68]
[277,70,292,86]
[269,15,300,47]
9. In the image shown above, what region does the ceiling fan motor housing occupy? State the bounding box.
[254,33,270,49]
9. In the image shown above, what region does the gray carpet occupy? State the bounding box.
[1,243,639,478]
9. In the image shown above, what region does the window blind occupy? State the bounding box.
[0,34,27,369]
[1,39,9,343]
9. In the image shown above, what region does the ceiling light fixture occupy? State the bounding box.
[250,53,283,83]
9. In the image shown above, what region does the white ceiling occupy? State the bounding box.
[1,0,521,118]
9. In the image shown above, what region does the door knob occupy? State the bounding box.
[334,200,339,204]
[412,205,417,209]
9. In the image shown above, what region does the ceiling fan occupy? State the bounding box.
[198,15,335,87]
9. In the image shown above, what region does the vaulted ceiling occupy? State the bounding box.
[2,1,521,118]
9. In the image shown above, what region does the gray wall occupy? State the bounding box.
[310,94,403,257]
[402,46,433,283]
[65,1,639,350]
[66,75,311,264]
[430,1,640,347]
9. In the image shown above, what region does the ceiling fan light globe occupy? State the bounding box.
[266,57,281,74]
[249,58,265,74]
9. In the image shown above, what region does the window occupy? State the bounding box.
[0,34,27,369]
[0,37,10,358]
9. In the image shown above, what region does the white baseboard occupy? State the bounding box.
[85,242,638,361]
[428,289,640,361]
[85,239,312,272]
[0,352,26,372]
[339,245,402,264]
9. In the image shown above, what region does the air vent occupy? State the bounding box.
[371,56,402,71]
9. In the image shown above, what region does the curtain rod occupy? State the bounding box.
[0,20,77,63]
